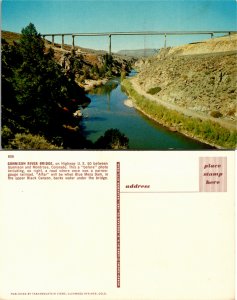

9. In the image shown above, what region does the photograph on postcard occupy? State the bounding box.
[1,0,236,150]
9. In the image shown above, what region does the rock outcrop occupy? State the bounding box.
[45,42,135,91]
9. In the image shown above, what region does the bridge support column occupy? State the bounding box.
[72,35,75,50]
[109,34,112,56]
[52,35,55,46]
[164,33,167,48]
[61,35,64,49]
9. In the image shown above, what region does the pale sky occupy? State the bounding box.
[2,0,237,51]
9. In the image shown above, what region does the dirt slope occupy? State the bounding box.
[133,34,237,128]
[167,34,237,56]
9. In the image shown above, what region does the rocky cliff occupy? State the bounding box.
[44,40,135,90]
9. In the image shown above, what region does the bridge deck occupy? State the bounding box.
[41,30,237,53]
[42,30,237,37]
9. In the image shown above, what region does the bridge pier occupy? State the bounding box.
[109,34,112,56]
[72,35,75,49]
[61,34,64,49]
[40,31,236,53]
[164,33,167,48]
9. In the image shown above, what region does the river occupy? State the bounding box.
[81,72,212,150]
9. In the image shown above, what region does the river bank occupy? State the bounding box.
[81,75,212,150]
[124,34,237,149]
[121,78,236,149]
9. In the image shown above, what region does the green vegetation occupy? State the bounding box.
[1,23,129,150]
[120,70,127,81]
[2,23,89,149]
[122,79,237,149]
[94,129,129,149]
[3,131,63,150]
[147,86,162,95]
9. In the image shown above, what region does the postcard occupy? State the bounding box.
[0,0,236,299]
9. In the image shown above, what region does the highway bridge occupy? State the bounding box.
[41,30,237,54]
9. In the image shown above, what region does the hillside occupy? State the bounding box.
[2,30,135,90]
[1,30,21,44]
[164,34,237,56]
[117,48,158,58]
[134,35,237,125]
[123,34,237,148]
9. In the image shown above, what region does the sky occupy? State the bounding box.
[1,0,237,52]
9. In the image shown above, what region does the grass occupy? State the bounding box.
[121,79,237,149]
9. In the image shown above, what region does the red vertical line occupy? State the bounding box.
[116,162,120,288]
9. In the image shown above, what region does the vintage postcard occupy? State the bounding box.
[0,0,236,299]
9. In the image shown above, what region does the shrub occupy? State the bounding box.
[7,133,63,149]
[94,129,129,149]
[147,86,162,95]
[227,108,236,116]
[1,125,14,147]
[210,111,223,118]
